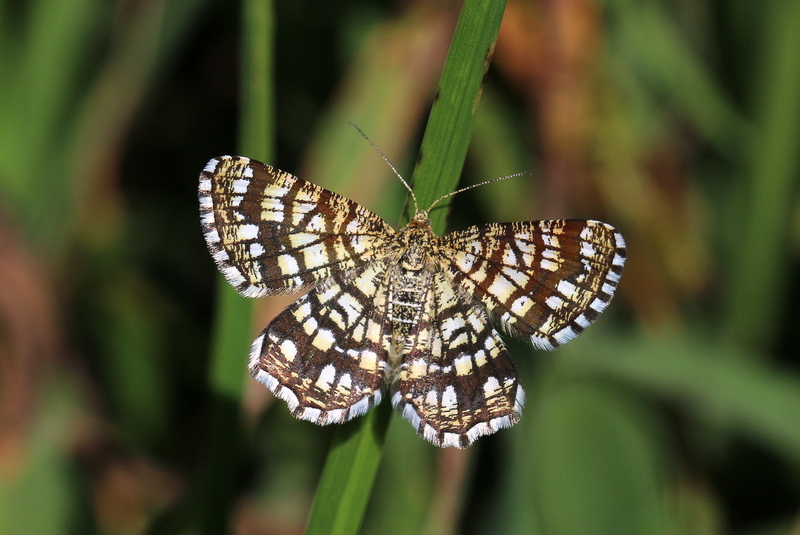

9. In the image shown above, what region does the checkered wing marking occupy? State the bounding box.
[248,261,392,424]
[391,271,524,448]
[199,156,393,297]
[442,220,626,350]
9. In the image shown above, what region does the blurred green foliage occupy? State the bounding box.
[0,0,799,534]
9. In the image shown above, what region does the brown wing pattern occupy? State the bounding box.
[199,156,393,297]
[441,220,626,350]
[249,261,393,424]
[391,271,524,448]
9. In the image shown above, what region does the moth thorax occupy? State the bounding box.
[399,218,436,271]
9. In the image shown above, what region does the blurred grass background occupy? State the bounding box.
[1,0,800,534]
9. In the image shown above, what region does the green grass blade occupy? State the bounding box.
[0,0,103,259]
[409,0,508,230]
[305,2,508,534]
[607,0,754,156]
[240,0,274,161]
[187,285,252,534]
[305,401,393,535]
[188,0,274,532]
[565,335,800,467]
[722,0,800,348]
[528,384,668,535]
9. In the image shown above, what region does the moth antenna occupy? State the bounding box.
[349,122,419,214]
[423,172,529,216]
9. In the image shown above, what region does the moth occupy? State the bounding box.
[199,148,625,448]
